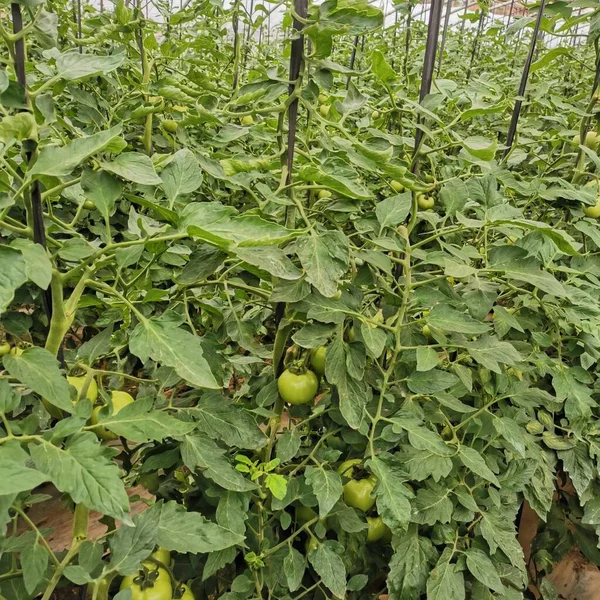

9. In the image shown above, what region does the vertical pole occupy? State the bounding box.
[347,35,359,89]
[10,3,53,324]
[273,0,308,366]
[284,0,308,193]
[437,0,454,75]
[242,0,254,70]
[76,0,82,52]
[571,8,580,47]
[504,0,546,155]
[413,0,444,170]
[572,51,600,182]
[391,7,398,69]
[465,7,485,82]
[461,0,468,34]
[507,0,515,24]
[232,0,241,90]
[403,1,414,78]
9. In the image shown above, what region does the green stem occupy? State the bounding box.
[262,517,319,557]
[368,229,412,458]
[45,268,91,357]
[86,280,147,322]
[12,506,61,568]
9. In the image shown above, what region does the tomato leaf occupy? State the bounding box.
[156,501,245,553]
[3,347,73,413]
[180,432,257,492]
[305,467,343,518]
[30,433,131,524]
[129,316,220,389]
[308,541,346,598]
[108,503,160,575]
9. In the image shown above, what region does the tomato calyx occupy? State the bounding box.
[172,584,192,600]
[287,361,310,376]
[337,458,372,481]
[133,568,160,590]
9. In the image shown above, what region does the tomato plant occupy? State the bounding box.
[1,0,600,598]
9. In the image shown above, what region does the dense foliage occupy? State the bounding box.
[1,0,600,599]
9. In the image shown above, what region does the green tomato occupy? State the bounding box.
[162,119,178,133]
[67,375,98,403]
[88,577,110,600]
[295,505,318,523]
[0,341,11,356]
[583,197,600,218]
[83,200,96,210]
[9,345,24,356]
[310,346,327,377]
[337,458,362,479]
[305,536,319,553]
[390,180,405,193]
[151,547,171,567]
[327,434,345,451]
[319,104,330,117]
[318,189,332,200]
[174,584,194,600]
[366,515,389,543]
[371,110,380,120]
[347,326,356,342]
[343,476,377,512]
[139,472,160,494]
[574,132,600,151]
[422,324,432,339]
[241,115,254,125]
[90,390,135,441]
[338,459,378,511]
[120,562,172,600]
[277,369,318,405]
[417,194,435,210]
[318,93,328,103]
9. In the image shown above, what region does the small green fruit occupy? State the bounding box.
[162,119,178,133]
[583,197,600,218]
[67,376,98,403]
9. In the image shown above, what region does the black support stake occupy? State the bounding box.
[465,7,486,82]
[507,0,515,23]
[76,0,82,52]
[346,35,359,89]
[504,0,546,155]
[11,3,53,323]
[232,0,240,90]
[403,1,413,78]
[274,0,307,351]
[412,0,444,171]
[436,0,453,75]
[284,0,307,189]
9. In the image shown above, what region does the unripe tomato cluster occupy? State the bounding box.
[277,346,389,544]
[40,370,135,442]
[338,459,390,542]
